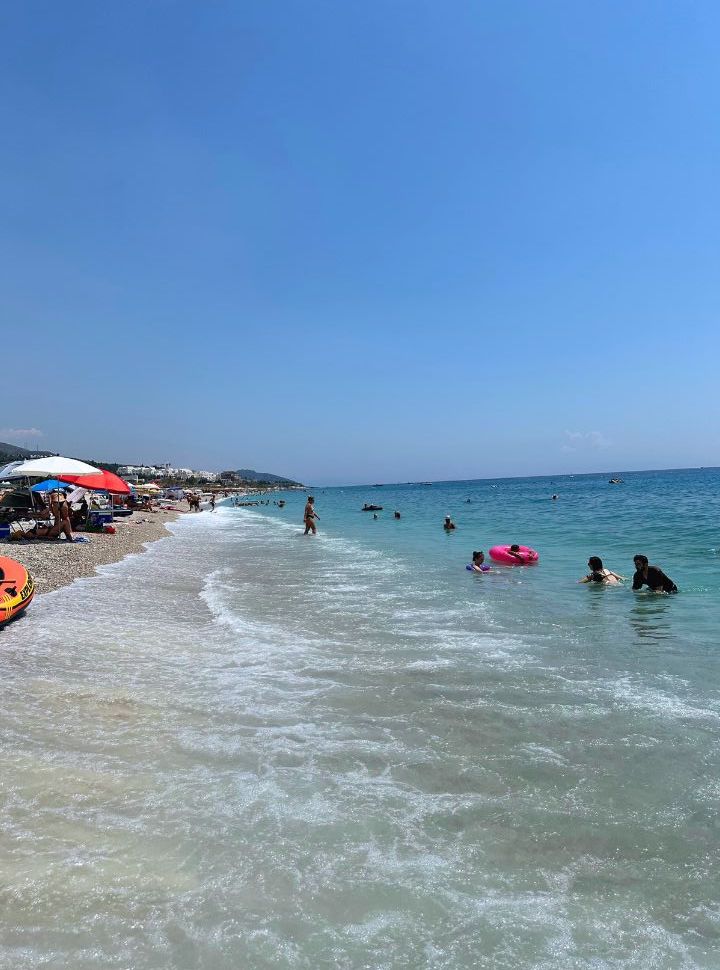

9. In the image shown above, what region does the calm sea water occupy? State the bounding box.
[1,468,719,968]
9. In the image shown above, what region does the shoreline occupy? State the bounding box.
[1,504,192,595]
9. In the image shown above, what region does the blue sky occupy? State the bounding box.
[1,0,718,484]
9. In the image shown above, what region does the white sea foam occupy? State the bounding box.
[1,483,719,968]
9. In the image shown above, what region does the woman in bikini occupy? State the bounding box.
[579,556,624,585]
[303,496,319,535]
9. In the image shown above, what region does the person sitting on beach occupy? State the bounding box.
[468,550,491,572]
[632,555,678,593]
[304,496,319,535]
[579,556,624,585]
[71,497,89,529]
[14,494,74,541]
[443,515,456,531]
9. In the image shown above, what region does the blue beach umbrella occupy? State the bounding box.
[31,479,72,492]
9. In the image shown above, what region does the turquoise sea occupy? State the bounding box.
[1,467,719,968]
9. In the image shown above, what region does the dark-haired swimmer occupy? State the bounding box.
[579,556,624,585]
[468,550,491,572]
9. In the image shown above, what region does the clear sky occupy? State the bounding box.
[1,0,718,484]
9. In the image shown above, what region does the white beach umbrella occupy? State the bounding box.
[0,460,23,479]
[6,456,102,479]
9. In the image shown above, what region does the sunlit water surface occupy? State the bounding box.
[1,469,719,968]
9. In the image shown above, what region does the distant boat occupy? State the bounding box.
[608,478,624,484]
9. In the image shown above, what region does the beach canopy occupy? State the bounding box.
[0,461,23,479]
[30,479,72,492]
[56,469,132,495]
[6,456,101,479]
[135,482,161,492]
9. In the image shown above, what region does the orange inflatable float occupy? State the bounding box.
[0,556,35,628]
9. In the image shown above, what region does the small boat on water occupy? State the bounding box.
[362,504,383,512]
[0,556,34,628]
[608,478,624,484]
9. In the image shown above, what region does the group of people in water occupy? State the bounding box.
[468,550,678,592]
[300,497,679,593]
[585,554,678,592]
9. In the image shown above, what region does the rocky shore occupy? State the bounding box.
[1,506,188,594]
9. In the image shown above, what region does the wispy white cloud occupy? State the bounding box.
[0,427,44,441]
[561,430,611,452]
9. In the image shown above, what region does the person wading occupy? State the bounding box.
[303,496,320,535]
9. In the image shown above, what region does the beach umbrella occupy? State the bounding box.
[6,456,101,478]
[56,469,132,495]
[0,461,23,479]
[30,479,72,492]
[135,482,161,492]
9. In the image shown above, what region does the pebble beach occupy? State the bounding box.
[1,505,187,594]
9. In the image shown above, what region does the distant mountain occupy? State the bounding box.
[0,442,52,464]
[235,468,302,485]
[0,442,36,459]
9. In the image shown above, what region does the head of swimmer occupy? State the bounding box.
[510,544,520,552]
[634,554,648,573]
[588,556,603,571]
[472,550,484,565]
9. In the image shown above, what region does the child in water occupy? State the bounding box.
[468,551,491,572]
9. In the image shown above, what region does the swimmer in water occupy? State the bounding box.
[579,556,624,585]
[506,544,524,562]
[632,555,678,593]
[444,515,456,531]
[394,511,401,519]
[468,550,491,572]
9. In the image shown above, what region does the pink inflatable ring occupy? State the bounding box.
[489,544,539,566]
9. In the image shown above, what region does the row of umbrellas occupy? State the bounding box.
[0,456,132,495]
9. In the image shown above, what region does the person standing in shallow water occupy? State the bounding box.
[632,555,678,593]
[303,496,319,535]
